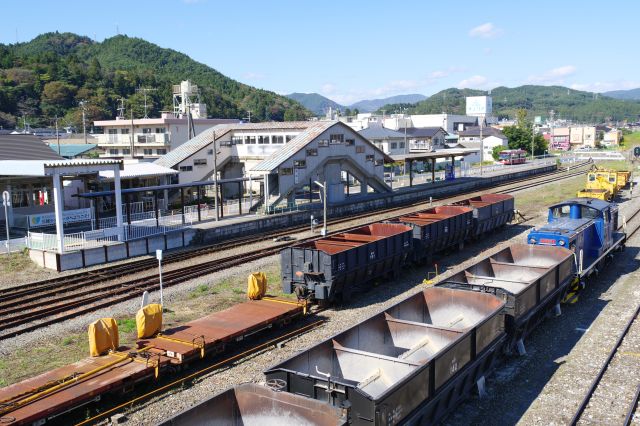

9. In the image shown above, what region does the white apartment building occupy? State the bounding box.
[93,113,239,159]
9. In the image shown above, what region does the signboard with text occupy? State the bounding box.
[466,96,493,116]
[28,208,92,228]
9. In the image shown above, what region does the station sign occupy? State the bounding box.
[28,208,92,228]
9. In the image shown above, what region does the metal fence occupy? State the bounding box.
[27,211,193,253]
[0,237,29,254]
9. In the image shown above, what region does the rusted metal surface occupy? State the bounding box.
[140,298,304,363]
[0,353,157,425]
[158,383,346,426]
[265,287,505,425]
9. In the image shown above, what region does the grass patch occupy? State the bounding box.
[117,318,137,334]
[516,174,586,213]
[0,252,35,273]
[189,283,212,299]
[62,336,75,346]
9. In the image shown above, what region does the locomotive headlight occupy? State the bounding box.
[558,240,565,246]
[529,238,536,243]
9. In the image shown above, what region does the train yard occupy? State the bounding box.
[1,159,639,426]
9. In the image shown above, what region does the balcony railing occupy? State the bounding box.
[409,142,433,152]
[97,133,170,145]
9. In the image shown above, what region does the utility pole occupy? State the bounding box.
[243,110,252,123]
[531,122,535,160]
[212,129,219,221]
[55,116,60,156]
[314,180,327,236]
[117,98,126,119]
[479,118,484,176]
[79,100,88,144]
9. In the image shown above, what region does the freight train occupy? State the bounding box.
[2,197,626,426]
[164,198,626,426]
[281,194,515,304]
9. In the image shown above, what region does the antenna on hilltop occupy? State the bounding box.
[136,87,157,119]
[117,98,126,119]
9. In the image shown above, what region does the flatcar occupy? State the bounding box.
[527,198,625,278]
[498,149,527,165]
[281,194,515,304]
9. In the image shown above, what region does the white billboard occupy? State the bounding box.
[466,96,493,116]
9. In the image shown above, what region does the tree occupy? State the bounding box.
[41,81,77,117]
[344,107,352,117]
[492,145,503,161]
[502,125,547,155]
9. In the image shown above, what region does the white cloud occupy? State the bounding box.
[469,23,503,39]
[321,83,336,95]
[457,75,490,89]
[570,80,640,93]
[528,65,577,84]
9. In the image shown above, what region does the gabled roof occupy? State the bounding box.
[0,134,64,161]
[252,121,391,172]
[457,126,506,139]
[48,144,98,158]
[154,121,317,169]
[405,127,447,138]
[358,124,405,139]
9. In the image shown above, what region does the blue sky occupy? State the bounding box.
[1,0,638,104]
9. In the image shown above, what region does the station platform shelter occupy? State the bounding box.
[388,149,478,187]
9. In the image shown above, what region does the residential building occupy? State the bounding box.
[550,127,571,150]
[404,127,448,152]
[569,126,597,149]
[358,124,407,155]
[457,126,508,162]
[93,113,239,159]
[602,129,622,146]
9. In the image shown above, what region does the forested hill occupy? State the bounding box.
[0,32,310,129]
[378,86,640,122]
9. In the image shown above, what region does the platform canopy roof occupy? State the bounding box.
[389,148,478,163]
[0,159,123,177]
[47,143,98,158]
[0,134,64,161]
[99,162,178,180]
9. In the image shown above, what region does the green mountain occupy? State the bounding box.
[378,86,640,122]
[603,88,640,101]
[350,94,427,113]
[286,92,344,116]
[0,32,310,129]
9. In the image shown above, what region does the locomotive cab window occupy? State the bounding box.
[552,205,571,218]
[581,206,600,220]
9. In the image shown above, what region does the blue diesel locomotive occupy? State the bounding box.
[527,198,625,277]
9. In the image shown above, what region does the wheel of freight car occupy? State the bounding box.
[266,378,287,392]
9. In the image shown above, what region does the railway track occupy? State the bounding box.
[0,163,592,340]
[569,204,640,426]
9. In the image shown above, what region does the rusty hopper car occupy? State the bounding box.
[265,287,505,425]
[387,205,474,263]
[281,223,413,303]
[439,244,574,350]
[452,194,515,237]
[158,383,347,426]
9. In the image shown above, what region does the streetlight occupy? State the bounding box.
[156,249,164,308]
[314,180,327,236]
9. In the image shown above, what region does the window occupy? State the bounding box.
[294,160,306,168]
[280,167,293,175]
[142,128,152,134]
[399,142,405,149]
[121,128,129,134]
[108,129,118,135]
[143,149,153,155]
[258,135,269,144]
[155,128,166,134]
[366,154,374,162]
[156,149,167,155]
[232,136,243,145]
[329,134,344,144]
[109,149,119,155]
[179,165,193,172]
[207,149,214,155]
[245,136,256,144]
[318,139,329,147]
[375,159,384,166]
[272,135,284,144]
[390,142,398,150]
[194,159,207,166]
[286,135,294,142]
[345,138,355,146]
[123,149,131,155]
[356,146,365,154]
[306,148,318,156]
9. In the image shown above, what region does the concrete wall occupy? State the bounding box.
[197,163,556,244]
[31,229,196,271]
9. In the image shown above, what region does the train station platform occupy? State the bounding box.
[192,161,557,244]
